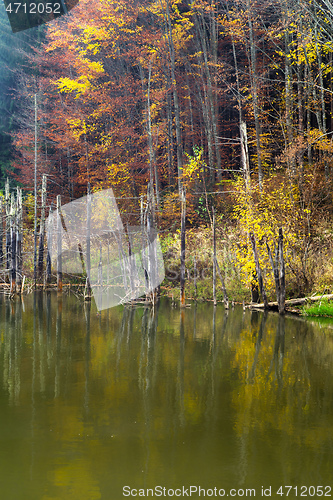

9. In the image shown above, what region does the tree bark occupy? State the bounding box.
[250,293,333,310]
[57,195,62,294]
[38,174,47,279]
[213,206,217,306]
[195,10,221,182]
[85,183,92,300]
[34,93,38,286]
[5,178,10,272]
[216,260,229,309]
[164,0,183,192]
[266,228,285,314]
[250,232,268,309]
[180,187,186,307]
[10,193,16,295]
[0,198,3,269]
[16,188,23,293]
[246,0,263,189]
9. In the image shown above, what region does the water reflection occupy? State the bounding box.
[0,296,333,498]
[248,311,267,382]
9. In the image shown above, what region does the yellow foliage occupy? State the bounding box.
[232,175,310,296]
[67,118,87,141]
[181,147,205,189]
[23,192,36,225]
[231,319,312,439]
[56,76,91,96]
[162,191,181,222]
[107,161,131,187]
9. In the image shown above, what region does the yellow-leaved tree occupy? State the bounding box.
[232,173,313,300]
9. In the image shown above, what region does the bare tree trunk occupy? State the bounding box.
[314,22,329,177]
[213,206,217,306]
[180,187,186,308]
[46,204,52,287]
[38,174,47,280]
[16,188,23,293]
[210,5,222,181]
[302,38,322,136]
[166,81,174,186]
[250,232,268,309]
[163,0,183,191]
[85,183,92,300]
[0,198,3,269]
[193,255,197,301]
[278,228,285,314]
[5,178,10,272]
[330,52,333,132]
[140,62,160,208]
[246,0,263,189]
[230,30,250,188]
[305,65,312,165]
[185,72,194,152]
[148,66,160,209]
[34,93,38,287]
[266,228,286,314]
[240,122,251,190]
[57,195,62,294]
[216,260,229,309]
[314,24,326,135]
[67,148,74,200]
[297,52,305,178]
[195,10,221,181]
[284,29,295,175]
[10,193,16,295]
[200,85,214,183]
[212,204,229,308]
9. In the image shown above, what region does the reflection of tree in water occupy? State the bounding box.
[247,311,267,382]
[84,300,91,414]
[204,308,229,427]
[2,296,22,405]
[267,315,285,386]
[1,298,333,495]
[231,310,333,487]
[231,312,305,437]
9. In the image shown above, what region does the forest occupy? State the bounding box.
[1,0,333,304]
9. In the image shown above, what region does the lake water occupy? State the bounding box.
[0,293,333,499]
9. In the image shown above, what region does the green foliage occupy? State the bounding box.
[302,298,333,317]
[194,197,210,222]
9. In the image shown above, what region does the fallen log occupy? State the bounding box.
[248,293,333,310]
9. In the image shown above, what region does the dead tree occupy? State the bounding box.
[84,183,92,301]
[38,174,47,280]
[213,206,217,306]
[266,228,286,314]
[250,232,269,309]
[5,179,10,272]
[0,197,3,269]
[46,204,53,287]
[56,195,62,293]
[180,186,186,307]
[10,193,16,295]
[212,206,229,308]
[16,188,23,293]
